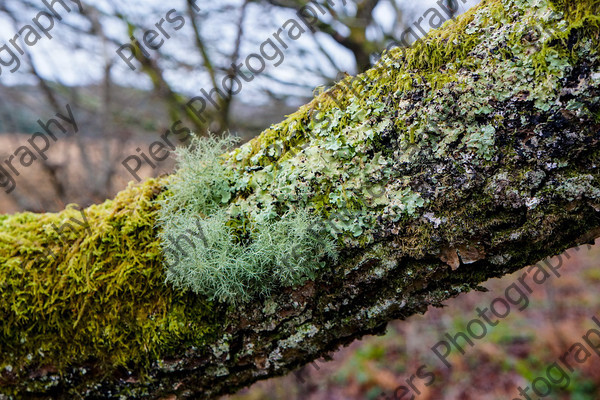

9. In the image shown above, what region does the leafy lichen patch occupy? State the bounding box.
[214,0,600,256]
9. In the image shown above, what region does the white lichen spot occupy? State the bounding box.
[489,254,512,265]
[366,299,396,319]
[525,197,540,209]
[278,324,319,350]
[423,212,443,228]
[262,299,278,316]
[211,334,232,361]
[268,348,283,365]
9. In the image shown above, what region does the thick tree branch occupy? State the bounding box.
[1,0,600,398]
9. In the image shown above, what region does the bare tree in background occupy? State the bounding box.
[0,0,465,212]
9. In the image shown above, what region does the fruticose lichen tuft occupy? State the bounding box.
[156,136,338,304]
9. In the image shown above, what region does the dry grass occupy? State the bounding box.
[0,133,175,213]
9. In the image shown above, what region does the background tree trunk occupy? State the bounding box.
[1,0,600,398]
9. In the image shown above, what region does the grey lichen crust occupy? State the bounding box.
[2,0,600,398]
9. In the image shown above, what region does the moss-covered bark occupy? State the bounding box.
[1,0,600,398]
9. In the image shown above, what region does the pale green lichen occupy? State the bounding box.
[156,136,337,304]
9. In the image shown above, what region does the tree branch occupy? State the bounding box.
[1,0,600,398]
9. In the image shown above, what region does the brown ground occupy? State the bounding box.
[0,133,175,213]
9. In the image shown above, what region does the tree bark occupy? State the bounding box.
[1,0,600,398]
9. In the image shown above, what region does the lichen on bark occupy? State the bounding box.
[1,0,600,398]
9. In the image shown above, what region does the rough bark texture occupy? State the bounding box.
[1,0,600,398]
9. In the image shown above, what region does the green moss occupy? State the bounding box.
[0,178,221,384]
[548,0,600,19]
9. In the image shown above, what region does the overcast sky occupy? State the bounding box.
[0,0,480,103]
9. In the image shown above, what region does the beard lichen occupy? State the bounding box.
[156,135,338,304]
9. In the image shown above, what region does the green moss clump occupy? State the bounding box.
[0,178,220,387]
[548,0,600,19]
